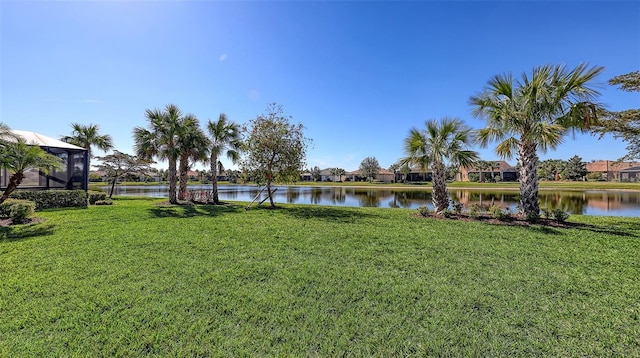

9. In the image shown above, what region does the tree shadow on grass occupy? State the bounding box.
[501,220,639,238]
[147,203,242,219]
[276,205,380,223]
[0,222,56,243]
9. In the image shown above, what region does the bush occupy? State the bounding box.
[468,204,480,219]
[526,211,540,223]
[88,191,107,205]
[489,205,509,220]
[440,208,452,218]
[0,199,36,224]
[551,209,570,222]
[417,206,430,217]
[468,173,480,182]
[94,199,113,206]
[541,208,551,219]
[586,172,604,181]
[9,190,87,209]
[452,202,463,215]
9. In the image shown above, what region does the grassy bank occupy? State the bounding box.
[1,199,639,355]
[90,180,640,192]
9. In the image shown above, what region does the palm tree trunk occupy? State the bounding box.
[431,163,449,213]
[0,172,25,204]
[211,154,219,204]
[518,140,540,218]
[178,155,189,201]
[168,157,178,204]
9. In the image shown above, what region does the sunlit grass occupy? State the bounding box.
[1,198,639,355]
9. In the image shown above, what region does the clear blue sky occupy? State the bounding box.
[2,1,639,171]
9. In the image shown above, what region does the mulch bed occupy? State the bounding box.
[413,212,577,228]
[0,217,46,227]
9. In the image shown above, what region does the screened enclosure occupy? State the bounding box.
[0,130,89,191]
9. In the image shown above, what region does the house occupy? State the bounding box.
[346,168,394,183]
[457,161,518,182]
[0,130,89,190]
[619,166,640,182]
[586,160,640,181]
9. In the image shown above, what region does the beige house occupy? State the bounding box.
[586,160,640,181]
[457,161,518,182]
[346,168,395,182]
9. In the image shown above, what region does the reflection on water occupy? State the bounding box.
[101,184,640,217]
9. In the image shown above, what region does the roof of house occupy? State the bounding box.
[10,130,86,151]
[586,160,640,172]
[620,166,640,173]
[346,168,394,175]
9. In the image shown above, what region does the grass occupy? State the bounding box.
[1,198,639,356]
[90,180,640,192]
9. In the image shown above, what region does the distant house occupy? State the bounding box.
[586,160,640,181]
[619,166,640,182]
[458,161,518,182]
[0,130,89,191]
[346,168,394,183]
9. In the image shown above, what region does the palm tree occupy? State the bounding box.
[177,115,208,200]
[487,161,500,182]
[206,113,241,204]
[401,118,478,214]
[0,138,63,204]
[388,163,399,182]
[61,123,113,160]
[476,160,489,182]
[470,63,603,219]
[133,104,185,204]
[0,122,16,141]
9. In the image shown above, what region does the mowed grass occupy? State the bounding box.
[1,198,639,356]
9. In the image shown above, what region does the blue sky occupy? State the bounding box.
[1,1,639,171]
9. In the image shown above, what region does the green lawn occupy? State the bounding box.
[1,198,639,356]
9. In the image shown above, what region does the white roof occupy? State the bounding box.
[10,130,86,151]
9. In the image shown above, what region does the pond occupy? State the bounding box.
[100,184,640,217]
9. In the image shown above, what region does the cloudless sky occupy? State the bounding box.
[1,1,639,171]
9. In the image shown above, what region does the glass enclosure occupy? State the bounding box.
[0,146,88,191]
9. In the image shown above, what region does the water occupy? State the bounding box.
[100,184,640,217]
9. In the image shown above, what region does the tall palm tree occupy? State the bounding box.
[401,118,478,214]
[61,123,113,160]
[0,138,63,204]
[470,63,603,219]
[177,115,209,200]
[206,113,241,204]
[487,161,500,182]
[476,160,489,182]
[133,104,185,204]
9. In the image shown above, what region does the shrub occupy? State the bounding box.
[88,191,107,205]
[417,206,430,217]
[468,173,480,182]
[95,199,113,206]
[0,199,35,224]
[489,205,509,220]
[452,202,463,215]
[526,211,540,223]
[9,190,87,209]
[541,208,551,219]
[551,209,570,222]
[468,204,480,219]
[440,208,452,218]
[586,172,604,181]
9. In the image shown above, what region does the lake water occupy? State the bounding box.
[100,184,640,217]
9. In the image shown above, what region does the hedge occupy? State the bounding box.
[5,190,88,209]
